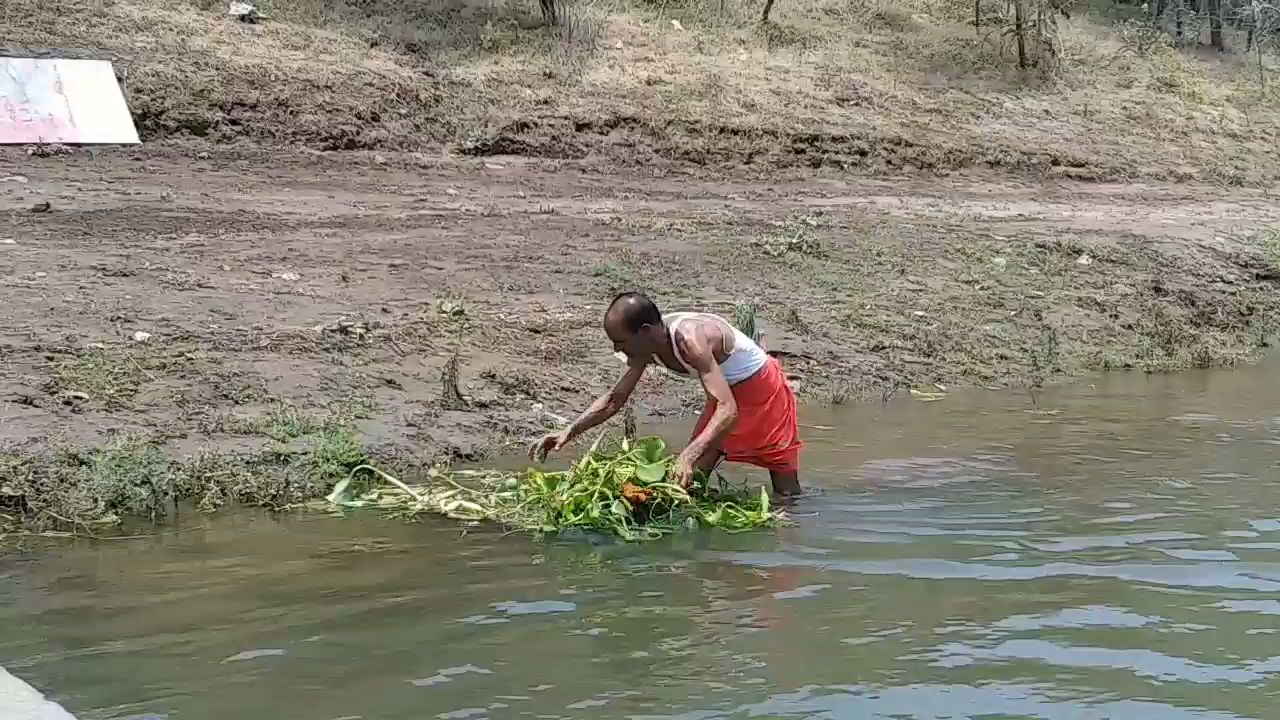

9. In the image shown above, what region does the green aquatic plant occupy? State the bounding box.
[733,303,761,345]
[319,435,783,541]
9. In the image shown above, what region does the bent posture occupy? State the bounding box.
[530,292,802,495]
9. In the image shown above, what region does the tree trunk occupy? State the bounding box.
[540,0,559,26]
[975,0,981,32]
[760,0,776,22]
[1259,31,1267,88]
[1209,0,1225,51]
[1039,5,1059,67]
[1014,0,1029,69]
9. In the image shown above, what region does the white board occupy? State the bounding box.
[0,58,140,145]
[0,666,77,720]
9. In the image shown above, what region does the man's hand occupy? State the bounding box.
[529,430,570,462]
[671,449,698,490]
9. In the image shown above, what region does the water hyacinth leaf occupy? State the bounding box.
[633,461,667,485]
[635,437,666,464]
[325,477,357,505]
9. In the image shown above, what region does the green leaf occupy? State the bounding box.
[634,461,667,485]
[635,437,667,464]
[325,477,355,505]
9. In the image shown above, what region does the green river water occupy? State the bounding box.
[4,365,1280,719]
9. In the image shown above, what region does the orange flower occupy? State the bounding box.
[620,481,654,507]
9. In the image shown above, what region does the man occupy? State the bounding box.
[529,292,802,495]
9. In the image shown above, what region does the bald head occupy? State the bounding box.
[605,292,662,335]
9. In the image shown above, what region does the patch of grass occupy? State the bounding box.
[176,453,261,514]
[46,347,221,409]
[217,402,372,498]
[299,426,369,484]
[1114,17,1172,58]
[753,215,825,259]
[592,257,644,294]
[1,435,176,528]
[780,306,810,334]
[224,399,379,446]
[1241,226,1280,269]
[1126,300,1230,373]
[237,404,328,441]
[1147,49,1211,103]
[218,379,271,405]
[177,433,368,516]
[50,350,146,407]
[2,421,376,531]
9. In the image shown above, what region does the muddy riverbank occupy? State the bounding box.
[2,147,1280,528]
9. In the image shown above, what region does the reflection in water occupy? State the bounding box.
[4,365,1280,719]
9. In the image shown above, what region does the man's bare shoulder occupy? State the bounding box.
[674,322,720,370]
[678,317,726,349]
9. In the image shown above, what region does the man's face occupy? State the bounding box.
[605,318,653,361]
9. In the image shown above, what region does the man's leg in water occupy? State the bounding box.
[695,446,801,497]
[769,470,802,497]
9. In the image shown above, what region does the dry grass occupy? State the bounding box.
[2,0,1279,178]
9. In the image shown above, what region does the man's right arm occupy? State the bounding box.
[531,362,646,460]
[564,362,645,441]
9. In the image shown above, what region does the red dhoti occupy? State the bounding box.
[691,357,802,473]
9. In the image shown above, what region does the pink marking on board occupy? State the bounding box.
[0,97,80,144]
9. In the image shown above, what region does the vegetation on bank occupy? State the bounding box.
[3,192,1280,535]
[3,0,1278,180]
[3,0,1279,533]
[0,410,378,537]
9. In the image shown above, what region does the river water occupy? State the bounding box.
[4,365,1280,720]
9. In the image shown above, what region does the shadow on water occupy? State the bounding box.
[4,364,1280,719]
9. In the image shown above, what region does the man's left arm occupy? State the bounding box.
[673,327,738,486]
